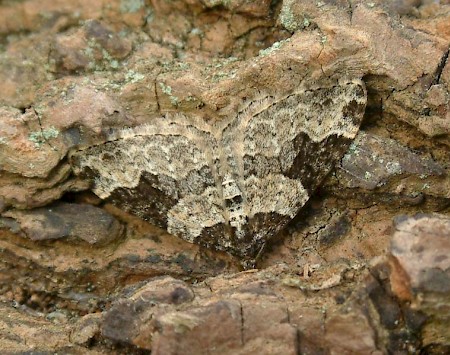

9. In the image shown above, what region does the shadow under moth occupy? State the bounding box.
[71,79,367,267]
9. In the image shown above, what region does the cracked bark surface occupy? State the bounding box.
[0,0,449,353]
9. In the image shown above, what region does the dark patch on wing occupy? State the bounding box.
[284,133,352,193]
[108,171,178,229]
[196,212,289,259]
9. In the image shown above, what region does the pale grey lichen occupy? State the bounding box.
[159,82,180,107]
[212,56,238,68]
[29,127,59,147]
[125,70,145,83]
[120,0,144,13]
[100,49,117,69]
[190,28,203,36]
[258,39,291,57]
[203,0,232,8]
[160,61,191,73]
[211,69,237,82]
[279,3,316,32]
[303,17,311,27]
[346,141,360,156]
[279,0,299,32]
[385,161,402,175]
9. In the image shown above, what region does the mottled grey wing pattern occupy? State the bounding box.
[71,115,226,244]
[71,80,366,263]
[216,80,366,258]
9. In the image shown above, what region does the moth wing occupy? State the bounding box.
[225,80,367,255]
[240,79,367,195]
[71,116,225,243]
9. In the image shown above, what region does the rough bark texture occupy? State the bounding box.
[0,0,449,353]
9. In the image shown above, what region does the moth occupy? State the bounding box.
[71,79,367,267]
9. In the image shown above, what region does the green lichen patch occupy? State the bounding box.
[120,0,145,13]
[160,60,191,73]
[125,70,145,83]
[211,69,237,82]
[29,127,59,147]
[159,82,180,107]
[258,39,291,57]
[279,0,299,32]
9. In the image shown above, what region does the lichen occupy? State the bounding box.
[160,61,191,73]
[29,127,59,147]
[125,70,145,83]
[203,0,232,8]
[102,49,119,69]
[385,161,402,175]
[211,69,237,82]
[190,28,203,36]
[258,39,290,57]
[212,56,238,68]
[159,82,180,107]
[82,39,122,71]
[279,0,299,32]
[120,0,144,13]
[303,17,311,28]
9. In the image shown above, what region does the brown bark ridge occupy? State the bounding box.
[0,0,449,353]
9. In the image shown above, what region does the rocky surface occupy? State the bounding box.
[3,217,449,353]
[0,0,449,353]
[1,202,124,245]
[390,215,450,348]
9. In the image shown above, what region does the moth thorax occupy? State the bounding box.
[222,174,247,239]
